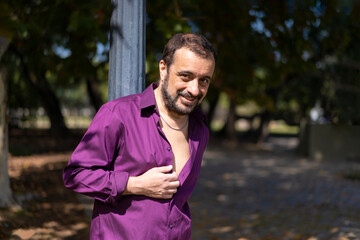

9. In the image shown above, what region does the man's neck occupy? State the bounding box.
[154,88,188,124]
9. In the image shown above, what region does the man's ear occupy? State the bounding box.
[159,60,167,81]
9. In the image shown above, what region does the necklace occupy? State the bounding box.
[159,113,188,131]
[154,89,188,131]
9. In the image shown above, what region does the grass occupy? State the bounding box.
[18,116,92,129]
[269,120,299,135]
[344,170,360,181]
[211,119,299,135]
[17,113,299,136]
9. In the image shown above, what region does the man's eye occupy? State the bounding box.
[181,74,191,80]
[200,79,210,85]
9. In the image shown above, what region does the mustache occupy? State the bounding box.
[177,90,203,100]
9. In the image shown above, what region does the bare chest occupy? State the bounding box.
[162,127,190,175]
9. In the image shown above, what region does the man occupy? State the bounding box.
[63,33,216,239]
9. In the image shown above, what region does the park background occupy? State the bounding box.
[1,0,360,239]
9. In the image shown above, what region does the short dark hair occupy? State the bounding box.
[162,33,217,69]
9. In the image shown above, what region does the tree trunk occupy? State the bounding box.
[297,117,309,155]
[216,97,237,142]
[0,34,12,207]
[33,74,68,132]
[254,110,271,145]
[226,99,237,141]
[0,66,12,207]
[10,44,67,132]
[205,89,220,128]
[86,76,104,112]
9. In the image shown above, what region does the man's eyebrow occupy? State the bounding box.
[177,71,194,76]
[177,71,212,79]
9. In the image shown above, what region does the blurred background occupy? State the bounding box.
[1,0,360,239]
[2,0,360,154]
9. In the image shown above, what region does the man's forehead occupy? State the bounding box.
[167,49,214,78]
[172,48,215,66]
[176,46,213,59]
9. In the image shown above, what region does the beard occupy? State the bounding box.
[160,74,203,115]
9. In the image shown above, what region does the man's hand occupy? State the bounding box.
[124,165,180,199]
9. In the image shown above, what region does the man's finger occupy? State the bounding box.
[161,194,173,199]
[167,188,178,194]
[168,180,180,188]
[157,165,173,173]
[166,181,180,190]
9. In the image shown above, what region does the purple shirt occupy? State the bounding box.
[63,83,209,239]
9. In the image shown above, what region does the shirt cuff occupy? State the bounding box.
[112,171,130,198]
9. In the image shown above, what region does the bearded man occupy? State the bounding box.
[63,33,216,240]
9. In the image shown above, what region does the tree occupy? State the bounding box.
[4,0,359,138]
[0,2,13,207]
[0,65,11,207]
[3,0,111,131]
[151,0,360,142]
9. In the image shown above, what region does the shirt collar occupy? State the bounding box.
[139,82,158,110]
[140,82,207,122]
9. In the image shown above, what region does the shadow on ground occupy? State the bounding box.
[190,136,360,240]
[1,157,90,239]
[1,129,89,239]
[2,129,360,240]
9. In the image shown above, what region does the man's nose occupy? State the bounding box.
[187,79,200,97]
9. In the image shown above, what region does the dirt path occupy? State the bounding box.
[190,139,360,240]
[1,152,90,240]
[2,135,360,239]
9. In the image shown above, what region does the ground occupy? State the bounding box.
[1,129,90,240]
[1,129,360,239]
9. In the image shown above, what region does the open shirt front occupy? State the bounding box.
[63,83,209,240]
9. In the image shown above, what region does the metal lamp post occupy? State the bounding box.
[108,0,146,101]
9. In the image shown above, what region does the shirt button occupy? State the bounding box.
[167,147,171,151]
[169,224,173,229]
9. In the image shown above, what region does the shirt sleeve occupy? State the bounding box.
[63,104,129,205]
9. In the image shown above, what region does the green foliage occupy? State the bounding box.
[2,0,360,128]
[2,0,110,112]
[344,170,360,181]
[146,0,192,85]
[178,0,360,124]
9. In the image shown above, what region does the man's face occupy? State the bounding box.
[159,48,215,116]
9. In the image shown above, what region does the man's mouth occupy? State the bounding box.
[183,95,196,102]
